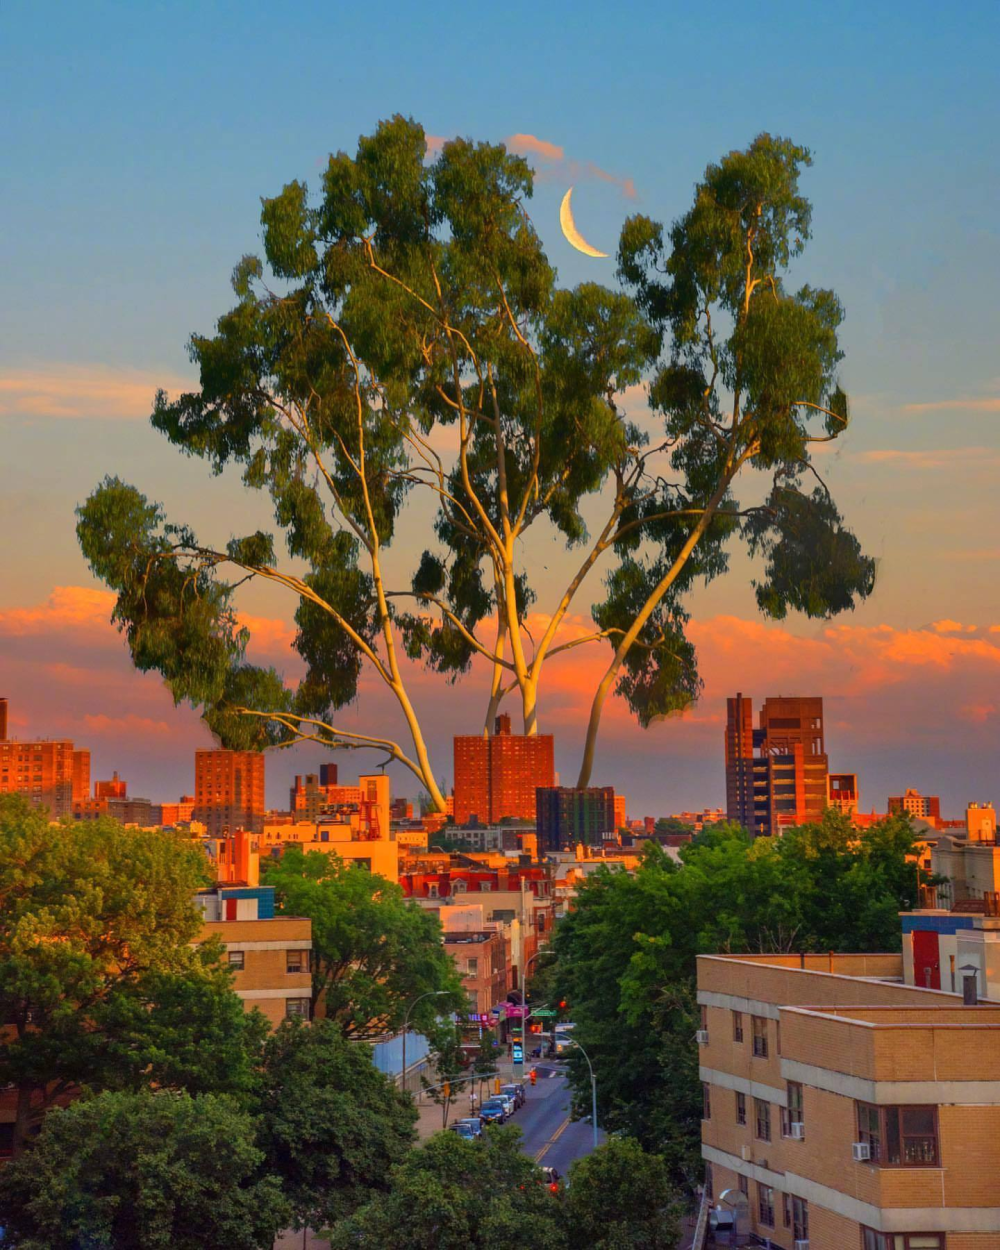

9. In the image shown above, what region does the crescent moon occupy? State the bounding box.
[559,187,608,259]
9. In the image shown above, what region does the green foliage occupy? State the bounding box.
[551,811,923,1188]
[263,846,465,1037]
[255,1018,417,1229]
[0,1090,287,1250]
[327,1126,566,1250]
[421,1019,469,1127]
[564,1137,682,1249]
[0,797,253,1150]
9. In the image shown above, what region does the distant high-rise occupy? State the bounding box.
[725,693,829,836]
[536,786,616,852]
[453,714,554,825]
[194,750,266,835]
[889,788,941,824]
[0,699,90,818]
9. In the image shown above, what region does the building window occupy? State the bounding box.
[856,1103,938,1166]
[732,1010,744,1042]
[790,1196,808,1241]
[754,1098,771,1142]
[751,1015,768,1058]
[702,1083,711,1120]
[286,950,305,973]
[783,1080,804,1135]
[227,950,245,970]
[467,958,479,974]
[735,1091,747,1125]
[285,997,310,1020]
[757,1183,774,1227]
[738,1174,748,1199]
[861,1232,943,1250]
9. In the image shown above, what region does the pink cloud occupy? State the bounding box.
[0,364,195,421]
[901,397,1000,413]
[506,133,566,163]
[855,447,1000,470]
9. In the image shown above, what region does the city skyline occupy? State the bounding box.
[3,1,999,817]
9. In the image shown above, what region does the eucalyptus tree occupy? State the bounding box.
[78,120,873,801]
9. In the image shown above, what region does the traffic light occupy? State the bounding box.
[442,1082,450,1099]
[558,999,567,1010]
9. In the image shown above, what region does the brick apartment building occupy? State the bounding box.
[453,714,554,824]
[194,749,266,835]
[0,697,90,818]
[443,927,509,1016]
[890,789,943,825]
[697,950,1000,1248]
[725,693,831,836]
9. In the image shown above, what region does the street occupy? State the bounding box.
[511,1065,605,1175]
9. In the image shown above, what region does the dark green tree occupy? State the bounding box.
[0,796,254,1153]
[327,1126,565,1250]
[263,846,464,1036]
[0,1090,287,1250]
[255,1018,416,1230]
[76,122,872,802]
[552,812,926,1188]
[564,1137,682,1249]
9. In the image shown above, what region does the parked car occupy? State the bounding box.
[449,1122,478,1140]
[479,1099,507,1124]
[501,1083,526,1108]
[455,1117,483,1138]
[495,1093,516,1117]
[541,1166,562,1192]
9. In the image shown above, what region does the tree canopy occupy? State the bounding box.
[255,1018,417,1230]
[0,796,258,1153]
[551,811,924,1186]
[327,1126,566,1250]
[0,1090,287,1250]
[564,1137,682,1250]
[263,846,465,1036]
[77,120,873,802]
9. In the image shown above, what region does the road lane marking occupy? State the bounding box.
[533,1116,570,1162]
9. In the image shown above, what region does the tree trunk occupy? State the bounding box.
[12,1083,33,1157]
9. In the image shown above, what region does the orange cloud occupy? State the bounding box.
[0,364,195,421]
[2,585,998,812]
[506,133,566,162]
[855,447,1000,470]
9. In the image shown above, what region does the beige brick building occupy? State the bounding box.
[698,952,1000,1249]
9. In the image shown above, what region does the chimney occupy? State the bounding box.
[0,698,7,741]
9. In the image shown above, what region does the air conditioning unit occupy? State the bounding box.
[695,1029,709,1046]
[852,1141,871,1161]
[740,1145,751,1160]
[794,1241,810,1250]
[789,1121,805,1140]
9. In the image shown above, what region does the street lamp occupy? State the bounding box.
[401,989,449,1095]
[518,949,544,1080]
[567,1036,599,1151]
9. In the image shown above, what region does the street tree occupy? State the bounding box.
[263,846,465,1035]
[327,1126,565,1250]
[77,121,873,801]
[0,1090,287,1250]
[564,1137,682,1250]
[255,1018,417,1230]
[551,812,926,1186]
[421,1019,469,1127]
[0,796,255,1153]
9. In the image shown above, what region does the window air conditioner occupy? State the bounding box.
[794,1241,810,1250]
[789,1121,805,1140]
[852,1141,871,1161]
[695,1029,709,1045]
[740,1145,751,1160]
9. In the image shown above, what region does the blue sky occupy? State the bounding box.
[2,0,998,814]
